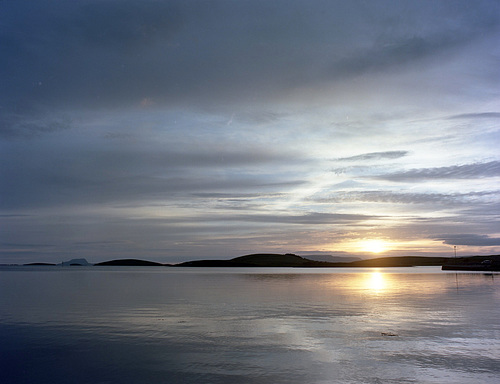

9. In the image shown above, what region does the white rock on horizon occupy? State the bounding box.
[60,258,91,266]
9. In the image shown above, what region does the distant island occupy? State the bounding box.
[94,259,165,267]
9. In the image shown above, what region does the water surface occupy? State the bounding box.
[1,267,499,383]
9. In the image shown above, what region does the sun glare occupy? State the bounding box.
[367,271,386,291]
[360,239,388,254]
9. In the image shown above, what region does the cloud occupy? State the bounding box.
[128,210,380,226]
[193,192,282,199]
[62,2,183,49]
[337,151,408,162]
[378,161,500,181]
[0,172,306,210]
[0,214,33,218]
[0,242,55,249]
[230,212,379,225]
[0,141,308,209]
[2,0,498,115]
[327,35,464,79]
[448,112,500,120]
[311,190,498,206]
[0,114,72,139]
[436,234,500,247]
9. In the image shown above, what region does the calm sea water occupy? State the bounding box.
[1,266,499,384]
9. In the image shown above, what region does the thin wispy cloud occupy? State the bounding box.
[378,161,500,181]
[337,151,409,162]
[448,112,500,120]
[229,212,381,225]
[311,190,498,206]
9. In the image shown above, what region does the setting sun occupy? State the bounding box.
[360,239,388,254]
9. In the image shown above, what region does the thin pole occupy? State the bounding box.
[454,246,457,258]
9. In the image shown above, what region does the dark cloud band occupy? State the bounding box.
[436,234,500,247]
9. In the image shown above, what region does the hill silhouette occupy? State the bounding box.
[232,253,311,266]
[328,256,449,268]
[175,253,314,267]
[95,259,164,266]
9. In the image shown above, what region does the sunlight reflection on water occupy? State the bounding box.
[366,270,386,291]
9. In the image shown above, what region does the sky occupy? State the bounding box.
[1,0,499,264]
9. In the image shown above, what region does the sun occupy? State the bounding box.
[360,239,388,254]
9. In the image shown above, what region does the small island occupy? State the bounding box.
[94,259,165,267]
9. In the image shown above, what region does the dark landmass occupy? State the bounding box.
[23,262,57,266]
[304,255,362,263]
[232,253,312,267]
[441,255,500,271]
[18,254,500,269]
[328,256,450,268]
[174,259,257,267]
[176,253,448,268]
[332,255,499,270]
[175,253,314,267]
[175,253,500,269]
[94,259,165,266]
[442,264,500,271]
